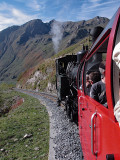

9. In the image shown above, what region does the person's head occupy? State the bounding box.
[99,62,105,79]
[89,71,101,84]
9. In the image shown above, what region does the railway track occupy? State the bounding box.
[15,88,57,101]
[22,90,57,102]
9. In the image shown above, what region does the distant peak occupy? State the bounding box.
[23,19,43,27]
[96,16,100,18]
[30,19,43,23]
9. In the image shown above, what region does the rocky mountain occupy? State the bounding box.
[0,16,109,82]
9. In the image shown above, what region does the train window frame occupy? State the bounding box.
[83,37,109,107]
[77,62,84,90]
[112,17,120,109]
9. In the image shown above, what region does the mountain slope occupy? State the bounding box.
[0,17,109,82]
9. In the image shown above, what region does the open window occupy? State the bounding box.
[84,37,109,106]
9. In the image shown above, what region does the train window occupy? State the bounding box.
[78,63,84,90]
[58,61,65,74]
[84,38,109,107]
[112,19,120,123]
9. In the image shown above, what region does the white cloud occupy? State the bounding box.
[0,2,37,31]
[87,0,117,9]
[89,0,101,2]
[76,0,119,21]
[52,0,73,22]
[27,0,45,11]
[15,0,46,11]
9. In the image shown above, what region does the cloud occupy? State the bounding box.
[15,0,46,11]
[76,0,119,20]
[0,2,37,31]
[28,0,41,11]
[27,0,45,11]
[53,0,73,22]
[15,0,45,11]
[89,0,101,2]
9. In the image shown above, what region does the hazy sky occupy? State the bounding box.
[0,0,120,31]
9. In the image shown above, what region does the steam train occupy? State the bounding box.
[56,7,120,160]
[56,49,87,123]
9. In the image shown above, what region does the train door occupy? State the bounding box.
[84,36,109,160]
[81,35,109,159]
[94,8,120,160]
[78,55,98,159]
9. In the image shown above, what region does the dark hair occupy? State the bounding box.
[99,62,105,78]
[99,62,105,70]
[89,72,101,84]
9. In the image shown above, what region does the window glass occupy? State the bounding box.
[78,63,84,90]
[84,38,109,107]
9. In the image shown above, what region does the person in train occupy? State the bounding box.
[86,71,101,95]
[89,63,107,107]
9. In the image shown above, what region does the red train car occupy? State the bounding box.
[78,7,120,160]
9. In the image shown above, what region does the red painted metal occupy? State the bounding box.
[78,7,120,160]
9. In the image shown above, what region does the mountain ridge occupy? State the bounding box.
[0,16,109,82]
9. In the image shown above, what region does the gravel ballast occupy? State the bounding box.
[16,90,83,160]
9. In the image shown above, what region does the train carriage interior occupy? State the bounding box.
[78,37,109,108]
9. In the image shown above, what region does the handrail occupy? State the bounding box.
[91,112,97,155]
[78,96,82,117]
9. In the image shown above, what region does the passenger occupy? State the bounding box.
[90,63,107,107]
[86,74,91,88]
[86,74,91,95]
[113,42,120,126]
[86,72,101,95]
[89,71,101,84]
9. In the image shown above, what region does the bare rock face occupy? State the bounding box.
[16,84,21,89]
[26,71,43,86]
[46,82,56,93]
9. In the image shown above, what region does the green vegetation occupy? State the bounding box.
[17,36,92,92]
[38,80,48,91]
[0,83,16,116]
[0,84,49,160]
[0,82,15,91]
[53,36,90,58]
[0,92,4,108]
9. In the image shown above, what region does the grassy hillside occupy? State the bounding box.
[17,36,90,92]
[0,84,49,160]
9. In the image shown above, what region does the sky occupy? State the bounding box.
[0,0,120,31]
